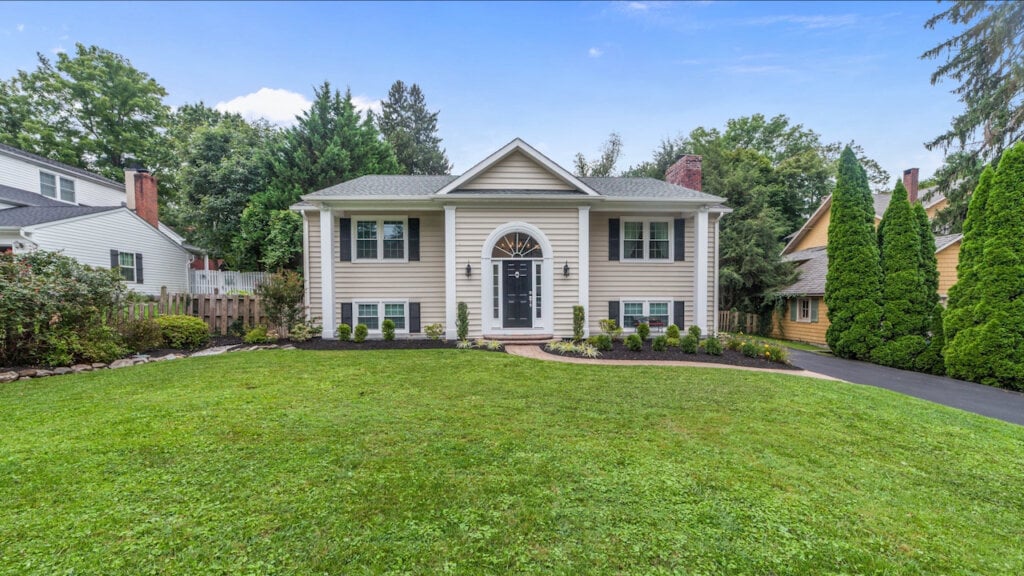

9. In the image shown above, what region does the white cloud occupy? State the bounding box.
[626,2,649,11]
[50,45,66,55]
[215,87,381,125]
[588,47,604,58]
[350,95,382,116]
[745,14,858,29]
[17,24,25,32]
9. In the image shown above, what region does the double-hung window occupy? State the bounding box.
[118,252,138,283]
[797,299,812,322]
[356,301,408,331]
[354,218,406,261]
[40,171,75,203]
[622,220,671,261]
[621,300,672,329]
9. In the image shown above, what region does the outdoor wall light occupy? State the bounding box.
[563,262,570,277]
[465,263,473,277]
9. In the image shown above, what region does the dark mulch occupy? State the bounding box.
[292,338,455,351]
[540,342,803,370]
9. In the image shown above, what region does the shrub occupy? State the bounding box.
[636,322,650,341]
[871,335,927,370]
[77,325,128,364]
[688,325,702,339]
[652,335,668,352]
[572,305,585,342]
[625,333,643,352]
[288,321,320,342]
[485,340,503,351]
[457,302,469,341]
[763,343,790,364]
[227,317,246,338]
[587,334,613,351]
[666,324,680,339]
[243,325,274,345]
[741,341,759,358]
[424,323,444,341]
[155,315,210,350]
[725,333,745,351]
[680,334,699,354]
[255,270,305,334]
[665,337,680,348]
[353,323,369,343]
[121,317,164,353]
[704,336,723,356]
[599,319,623,340]
[382,319,396,341]
[336,323,352,341]
[456,339,475,349]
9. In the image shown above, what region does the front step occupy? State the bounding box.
[483,334,555,346]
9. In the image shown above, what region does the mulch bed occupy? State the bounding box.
[540,342,803,370]
[291,338,456,351]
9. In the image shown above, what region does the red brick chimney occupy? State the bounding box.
[903,168,919,204]
[665,154,703,191]
[124,169,159,228]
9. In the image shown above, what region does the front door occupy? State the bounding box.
[502,260,533,328]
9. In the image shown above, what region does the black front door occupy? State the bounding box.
[503,260,532,328]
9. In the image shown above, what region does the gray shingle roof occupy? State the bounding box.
[778,249,828,296]
[0,184,68,207]
[305,175,457,198]
[581,177,720,200]
[0,142,125,189]
[873,188,945,218]
[934,233,962,253]
[0,205,119,227]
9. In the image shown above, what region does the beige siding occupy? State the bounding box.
[461,151,574,190]
[772,297,830,346]
[937,241,960,297]
[708,214,718,328]
[455,207,579,337]
[588,214,695,333]
[306,212,323,322]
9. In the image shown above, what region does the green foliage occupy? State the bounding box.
[762,343,790,364]
[573,132,622,177]
[741,341,759,358]
[680,334,699,354]
[260,210,304,271]
[665,337,681,348]
[944,165,994,351]
[666,324,680,339]
[243,325,275,345]
[704,336,724,356]
[456,302,469,341]
[599,319,623,340]
[375,80,451,175]
[336,323,352,342]
[625,334,643,352]
[725,333,746,351]
[353,324,369,343]
[915,304,947,375]
[424,323,444,341]
[382,319,396,342]
[255,270,305,334]
[455,339,474,349]
[0,250,126,367]
[636,322,650,341]
[825,147,882,359]
[652,335,668,352]
[121,318,164,354]
[587,334,613,352]
[545,340,600,358]
[688,325,702,339]
[572,305,585,342]
[288,321,320,343]
[154,315,210,350]
[871,336,928,370]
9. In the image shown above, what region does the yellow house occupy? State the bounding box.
[773,169,961,346]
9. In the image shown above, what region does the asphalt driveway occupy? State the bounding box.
[788,349,1024,426]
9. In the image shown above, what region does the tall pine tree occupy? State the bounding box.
[825,147,882,359]
[376,81,451,175]
[943,164,995,349]
[913,201,945,374]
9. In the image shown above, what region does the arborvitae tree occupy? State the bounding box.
[871,181,930,368]
[943,164,995,349]
[944,142,1024,389]
[913,201,945,374]
[376,80,451,175]
[825,147,882,359]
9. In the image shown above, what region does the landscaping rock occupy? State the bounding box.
[280,345,295,350]
[91,363,107,369]
[109,359,135,369]
[190,346,234,357]
[35,369,52,378]
[71,364,93,373]
[0,371,18,383]
[152,354,181,362]
[53,367,72,376]
[17,369,38,378]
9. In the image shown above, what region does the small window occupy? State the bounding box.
[384,303,406,330]
[648,302,669,328]
[357,303,379,330]
[354,218,407,261]
[492,263,500,319]
[59,178,75,202]
[622,220,671,261]
[649,222,669,259]
[356,221,378,259]
[40,172,56,198]
[382,221,404,259]
[355,301,408,332]
[118,252,137,283]
[623,222,644,259]
[797,298,812,322]
[622,300,672,329]
[534,261,542,318]
[623,302,645,328]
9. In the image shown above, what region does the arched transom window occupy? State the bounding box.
[491,232,542,258]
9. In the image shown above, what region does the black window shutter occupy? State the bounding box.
[110,249,119,269]
[135,253,144,284]
[608,218,620,261]
[674,218,686,261]
[408,218,420,261]
[608,301,620,324]
[674,301,685,327]
[409,302,421,333]
[339,218,352,262]
[341,303,353,326]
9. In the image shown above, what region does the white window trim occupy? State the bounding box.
[118,251,139,284]
[620,298,674,331]
[796,298,812,323]
[352,216,409,263]
[621,218,673,262]
[353,299,410,333]
[39,170,76,204]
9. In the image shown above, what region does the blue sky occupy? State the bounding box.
[1,1,962,182]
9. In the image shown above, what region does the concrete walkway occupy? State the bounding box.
[788,349,1024,426]
[505,345,840,381]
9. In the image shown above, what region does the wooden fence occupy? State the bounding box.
[110,288,274,336]
[189,270,270,295]
[718,310,761,335]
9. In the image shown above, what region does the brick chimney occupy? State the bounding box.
[124,168,159,228]
[903,168,919,204]
[665,154,703,192]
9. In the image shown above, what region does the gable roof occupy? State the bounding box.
[436,138,600,196]
[0,205,119,228]
[0,142,125,190]
[0,184,70,208]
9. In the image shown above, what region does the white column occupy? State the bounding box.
[319,207,336,339]
[713,216,720,335]
[578,206,591,337]
[444,205,457,340]
[694,207,709,333]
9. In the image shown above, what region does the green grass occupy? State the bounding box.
[2,350,1023,575]
[755,335,833,353]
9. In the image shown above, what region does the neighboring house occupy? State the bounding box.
[774,168,962,345]
[0,143,197,295]
[294,138,729,340]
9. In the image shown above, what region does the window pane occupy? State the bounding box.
[59,178,75,202]
[382,222,404,259]
[384,303,405,329]
[534,261,542,318]
[119,252,135,268]
[649,222,669,259]
[623,302,644,327]
[649,222,669,240]
[40,173,56,198]
[356,221,378,259]
[358,303,379,329]
[492,263,500,318]
[623,221,643,240]
[649,240,669,259]
[649,302,669,327]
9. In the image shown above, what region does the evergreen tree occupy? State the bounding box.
[944,142,1024,388]
[913,201,945,374]
[376,80,451,175]
[825,147,882,359]
[871,181,929,368]
[574,132,622,177]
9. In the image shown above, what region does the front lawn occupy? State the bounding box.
[1,350,1022,574]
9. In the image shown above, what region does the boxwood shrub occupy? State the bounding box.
[155,315,210,350]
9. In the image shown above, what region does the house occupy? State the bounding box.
[294,138,729,340]
[773,168,962,345]
[0,142,197,295]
